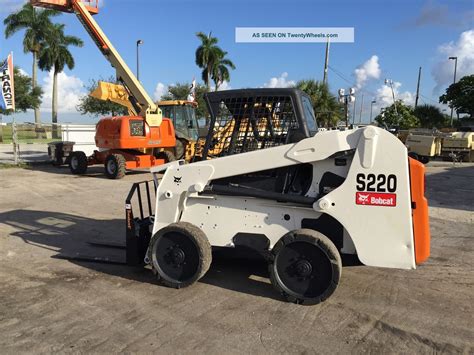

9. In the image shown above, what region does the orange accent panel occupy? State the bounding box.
[409,157,430,264]
[95,116,176,149]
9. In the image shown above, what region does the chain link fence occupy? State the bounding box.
[0,123,63,164]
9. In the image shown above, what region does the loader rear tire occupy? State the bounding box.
[104,153,126,179]
[150,222,211,289]
[269,229,342,305]
[69,151,88,175]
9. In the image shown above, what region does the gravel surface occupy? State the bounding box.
[0,163,473,353]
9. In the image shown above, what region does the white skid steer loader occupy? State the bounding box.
[130,125,430,305]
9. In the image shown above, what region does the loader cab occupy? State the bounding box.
[202,88,318,196]
[201,88,318,159]
[158,100,199,142]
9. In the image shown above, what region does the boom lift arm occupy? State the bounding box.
[31,0,162,126]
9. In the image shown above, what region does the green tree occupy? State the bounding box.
[195,32,225,91]
[439,75,474,118]
[0,67,42,142]
[77,77,129,117]
[4,4,59,129]
[374,100,419,129]
[295,79,342,127]
[413,104,448,128]
[211,52,235,91]
[161,82,209,119]
[38,23,83,137]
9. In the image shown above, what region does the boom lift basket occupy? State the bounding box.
[30,0,99,14]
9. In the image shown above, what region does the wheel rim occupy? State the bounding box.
[152,231,200,283]
[71,156,78,170]
[106,159,117,175]
[274,241,333,299]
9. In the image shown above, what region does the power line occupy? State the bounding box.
[419,93,439,105]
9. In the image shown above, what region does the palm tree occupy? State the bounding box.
[195,32,224,91]
[38,23,83,137]
[211,52,235,91]
[4,4,59,130]
[296,79,342,128]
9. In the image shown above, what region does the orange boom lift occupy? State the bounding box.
[31,0,176,179]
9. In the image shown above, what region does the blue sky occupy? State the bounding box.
[0,0,473,123]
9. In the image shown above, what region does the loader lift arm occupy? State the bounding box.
[31,0,162,126]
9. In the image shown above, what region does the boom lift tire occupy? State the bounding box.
[269,229,342,305]
[150,222,212,289]
[69,151,88,175]
[155,150,176,163]
[104,153,126,179]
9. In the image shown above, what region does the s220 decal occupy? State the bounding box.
[356,173,397,207]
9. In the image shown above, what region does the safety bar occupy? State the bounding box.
[125,180,156,265]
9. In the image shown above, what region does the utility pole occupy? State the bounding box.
[385,79,398,116]
[323,39,330,86]
[448,56,458,126]
[358,94,364,124]
[415,66,421,108]
[352,96,357,124]
[370,100,376,123]
[136,39,143,81]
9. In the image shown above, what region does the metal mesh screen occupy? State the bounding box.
[205,95,299,158]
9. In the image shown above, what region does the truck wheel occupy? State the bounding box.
[150,222,212,289]
[155,150,176,163]
[408,152,419,161]
[174,138,187,160]
[419,156,430,164]
[69,151,88,175]
[104,153,126,179]
[269,229,342,305]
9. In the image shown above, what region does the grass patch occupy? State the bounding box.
[0,162,31,169]
[0,125,61,144]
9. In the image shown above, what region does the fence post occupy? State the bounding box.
[0,113,3,143]
[12,116,18,165]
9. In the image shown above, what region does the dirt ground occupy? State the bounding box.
[0,163,473,354]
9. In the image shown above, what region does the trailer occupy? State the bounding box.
[47,124,96,165]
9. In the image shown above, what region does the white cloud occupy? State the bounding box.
[40,70,85,113]
[263,72,295,88]
[373,81,415,113]
[354,55,381,89]
[153,82,167,101]
[18,68,29,76]
[431,30,474,93]
[217,80,231,91]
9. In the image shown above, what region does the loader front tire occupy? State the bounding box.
[104,153,126,179]
[150,222,211,289]
[69,151,88,175]
[269,229,342,305]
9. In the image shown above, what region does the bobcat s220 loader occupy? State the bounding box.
[125,90,430,305]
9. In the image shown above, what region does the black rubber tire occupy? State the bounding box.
[150,222,212,289]
[174,138,187,160]
[69,151,88,175]
[419,156,430,164]
[155,150,176,163]
[269,229,342,305]
[104,153,126,179]
[408,152,419,161]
